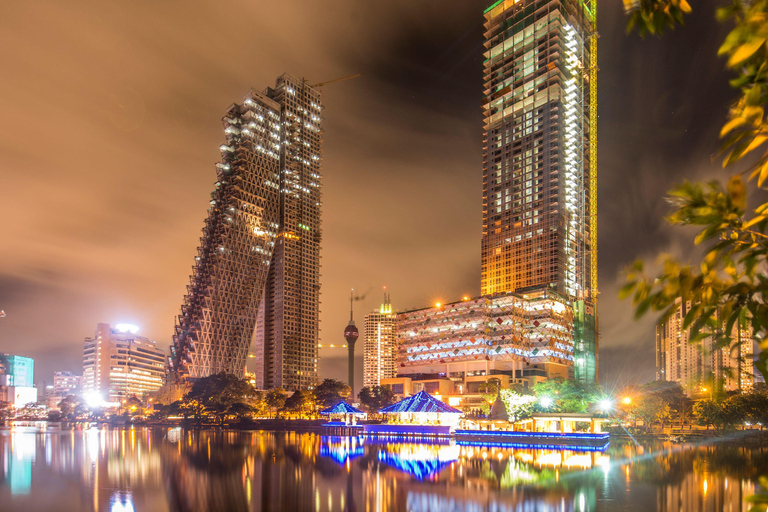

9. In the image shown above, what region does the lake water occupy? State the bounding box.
[0,424,765,511]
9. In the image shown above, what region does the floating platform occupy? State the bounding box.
[454,429,610,447]
[363,424,452,438]
[321,422,364,436]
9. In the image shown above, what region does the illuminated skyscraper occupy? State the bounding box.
[172,74,322,390]
[82,323,165,405]
[363,292,397,389]
[480,0,598,383]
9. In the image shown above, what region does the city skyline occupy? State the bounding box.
[0,0,734,390]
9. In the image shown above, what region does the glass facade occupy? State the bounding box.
[0,355,34,388]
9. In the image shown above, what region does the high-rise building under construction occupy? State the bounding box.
[171,74,322,390]
[480,0,598,383]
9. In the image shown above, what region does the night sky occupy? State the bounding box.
[0,0,733,392]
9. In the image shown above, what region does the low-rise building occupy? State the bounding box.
[385,289,573,410]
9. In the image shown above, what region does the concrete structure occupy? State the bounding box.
[480,0,598,384]
[0,354,34,387]
[172,74,323,391]
[656,298,754,396]
[386,290,573,410]
[83,323,165,406]
[344,292,360,397]
[363,291,397,389]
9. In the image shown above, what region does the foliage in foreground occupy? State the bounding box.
[621,0,768,388]
[622,2,768,509]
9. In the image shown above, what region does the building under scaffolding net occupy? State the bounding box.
[395,290,574,388]
[170,74,322,388]
[480,0,598,383]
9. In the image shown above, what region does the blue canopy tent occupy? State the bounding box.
[321,401,366,425]
[378,391,462,427]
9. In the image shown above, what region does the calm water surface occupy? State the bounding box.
[0,424,765,512]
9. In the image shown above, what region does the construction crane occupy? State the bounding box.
[311,74,361,88]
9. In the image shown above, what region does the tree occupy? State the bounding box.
[282,390,315,417]
[17,402,48,420]
[478,377,502,396]
[531,378,593,413]
[182,372,256,425]
[264,388,287,418]
[313,379,351,409]
[694,398,729,430]
[621,0,768,387]
[499,389,537,422]
[727,389,768,426]
[634,393,671,428]
[0,401,13,421]
[58,395,87,421]
[357,385,396,412]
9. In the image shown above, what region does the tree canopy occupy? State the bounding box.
[183,372,256,425]
[357,385,396,412]
[313,379,351,409]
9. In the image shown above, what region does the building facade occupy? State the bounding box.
[0,354,34,387]
[255,75,323,391]
[656,298,754,396]
[52,371,82,400]
[480,0,598,383]
[0,354,37,407]
[387,290,573,406]
[171,74,322,391]
[83,323,165,406]
[363,292,397,389]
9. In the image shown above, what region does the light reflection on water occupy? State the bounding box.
[0,425,764,511]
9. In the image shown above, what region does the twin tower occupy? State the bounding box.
[170,0,598,389]
[169,74,322,390]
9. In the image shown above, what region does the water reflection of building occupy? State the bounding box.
[3,431,36,495]
[657,470,756,512]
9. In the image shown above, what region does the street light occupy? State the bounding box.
[599,399,612,413]
[622,397,632,405]
[539,396,553,408]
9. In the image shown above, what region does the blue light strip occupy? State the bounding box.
[455,441,609,452]
[454,430,609,440]
[364,424,453,437]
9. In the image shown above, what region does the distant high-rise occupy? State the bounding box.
[172,74,323,390]
[83,323,165,405]
[480,0,598,383]
[363,292,397,389]
[656,298,754,396]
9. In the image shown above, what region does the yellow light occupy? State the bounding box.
[462,296,469,301]
[622,397,631,405]
[702,387,708,392]
[435,302,442,308]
